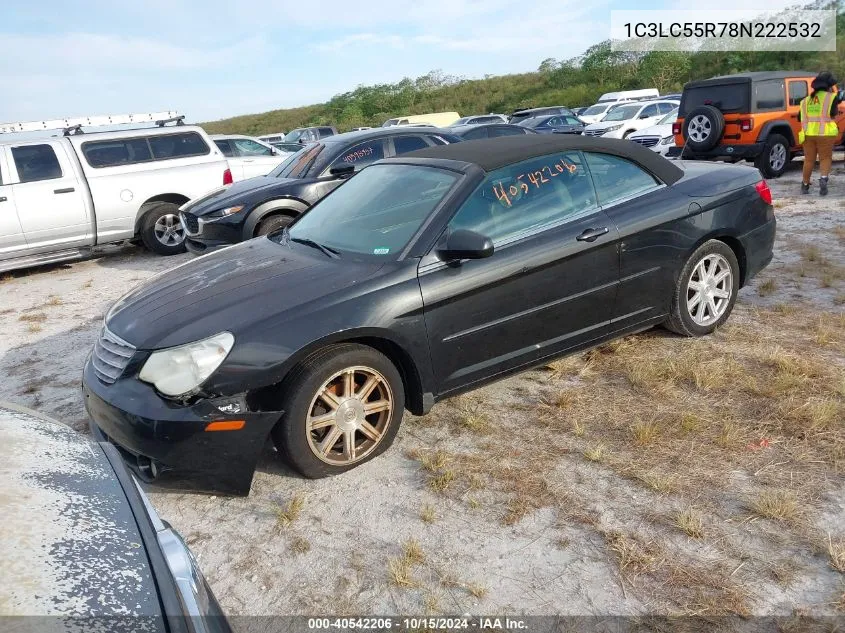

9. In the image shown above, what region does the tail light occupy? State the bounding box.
[672,121,681,135]
[739,118,754,132]
[223,168,233,186]
[755,180,772,205]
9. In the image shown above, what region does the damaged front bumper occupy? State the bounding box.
[82,359,282,496]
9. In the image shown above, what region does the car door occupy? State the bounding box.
[214,139,244,181]
[231,138,280,179]
[583,151,678,327]
[0,148,28,261]
[786,79,808,147]
[635,103,662,130]
[9,141,90,251]
[418,150,620,395]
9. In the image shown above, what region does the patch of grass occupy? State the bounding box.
[604,530,663,575]
[467,497,481,510]
[416,449,448,473]
[458,401,489,434]
[403,538,426,565]
[290,536,311,554]
[584,443,607,462]
[716,422,742,449]
[679,412,705,434]
[275,493,305,528]
[834,226,845,243]
[673,507,705,539]
[758,279,777,296]
[466,583,487,599]
[428,470,455,492]
[801,245,824,264]
[631,419,660,446]
[18,312,47,323]
[834,293,845,306]
[82,279,94,289]
[636,471,677,494]
[27,324,42,333]
[388,557,416,588]
[571,418,586,437]
[420,504,436,524]
[750,489,800,524]
[45,296,62,306]
[828,534,845,573]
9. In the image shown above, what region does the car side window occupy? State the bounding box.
[12,145,63,183]
[564,116,581,125]
[214,140,235,157]
[754,79,786,111]
[640,104,660,118]
[546,117,561,126]
[462,127,488,140]
[448,151,597,245]
[82,138,154,167]
[657,102,675,114]
[232,139,273,156]
[318,127,335,138]
[393,135,429,155]
[788,81,808,106]
[328,140,385,172]
[489,126,524,137]
[148,132,210,160]
[584,152,659,206]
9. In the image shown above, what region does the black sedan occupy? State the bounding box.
[448,123,535,140]
[181,127,461,254]
[518,114,586,134]
[83,135,775,494]
[1,401,230,631]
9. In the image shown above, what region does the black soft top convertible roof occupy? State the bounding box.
[403,134,685,184]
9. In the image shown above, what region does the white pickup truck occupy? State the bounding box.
[0,113,232,272]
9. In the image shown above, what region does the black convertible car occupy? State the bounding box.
[83,135,775,494]
[181,127,461,254]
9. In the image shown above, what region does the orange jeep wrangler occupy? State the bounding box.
[669,71,845,178]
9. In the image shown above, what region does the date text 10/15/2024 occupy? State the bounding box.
[307,617,529,630]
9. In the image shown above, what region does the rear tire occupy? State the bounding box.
[664,240,740,337]
[754,134,790,178]
[139,203,187,255]
[255,214,295,238]
[271,344,405,478]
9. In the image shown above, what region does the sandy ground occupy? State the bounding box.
[0,155,843,622]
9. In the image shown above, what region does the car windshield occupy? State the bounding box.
[522,117,550,129]
[582,104,608,116]
[283,129,306,142]
[658,110,679,125]
[268,144,323,179]
[280,164,459,259]
[603,105,640,122]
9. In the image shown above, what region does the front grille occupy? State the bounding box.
[181,212,200,236]
[92,326,136,385]
[630,136,659,148]
[582,129,605,137]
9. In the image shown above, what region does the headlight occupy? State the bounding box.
[211,205,245,217]
[660,135,675,145]
[603,124,622,133]
[139,332,234,397]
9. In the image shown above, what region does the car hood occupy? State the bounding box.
[0,403,163,619]
[106,237,386,350]
[186,175,300,217]
[630,123,674,138]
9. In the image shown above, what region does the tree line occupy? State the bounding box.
[202,12,844,135]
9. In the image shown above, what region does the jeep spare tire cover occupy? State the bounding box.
[682,105,725,152]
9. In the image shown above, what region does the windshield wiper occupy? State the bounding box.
[291,236,340,258]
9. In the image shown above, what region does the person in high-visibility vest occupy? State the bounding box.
[799,71,842,196]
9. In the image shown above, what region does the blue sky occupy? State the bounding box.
[0,0,802,124]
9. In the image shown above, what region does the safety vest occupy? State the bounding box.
[799,90,838,143]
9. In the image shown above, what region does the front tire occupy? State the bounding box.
[664,240,740,337]
[272,344,405,478]
[255,214,295,238]
[755,134,790,178]
[139,203,187,255]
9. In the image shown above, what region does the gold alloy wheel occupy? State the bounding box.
[305,366,394,465]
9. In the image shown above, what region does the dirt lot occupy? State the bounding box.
[1,157,843,622]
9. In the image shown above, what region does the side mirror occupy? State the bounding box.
[639,113,651,119]
[437,229,494,261]
[329,163,355,178]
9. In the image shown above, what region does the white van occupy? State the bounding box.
[382,112,460,128]
[597,89,660,103]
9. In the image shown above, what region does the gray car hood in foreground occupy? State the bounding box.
[0,404,163,627]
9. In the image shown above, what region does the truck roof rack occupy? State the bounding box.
[0,111,183,135]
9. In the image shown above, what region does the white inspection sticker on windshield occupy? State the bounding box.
[373,248,390,255]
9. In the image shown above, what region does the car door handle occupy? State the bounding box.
[577,227,609,242]
[54,187,75,194]
[0,196,6,203]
